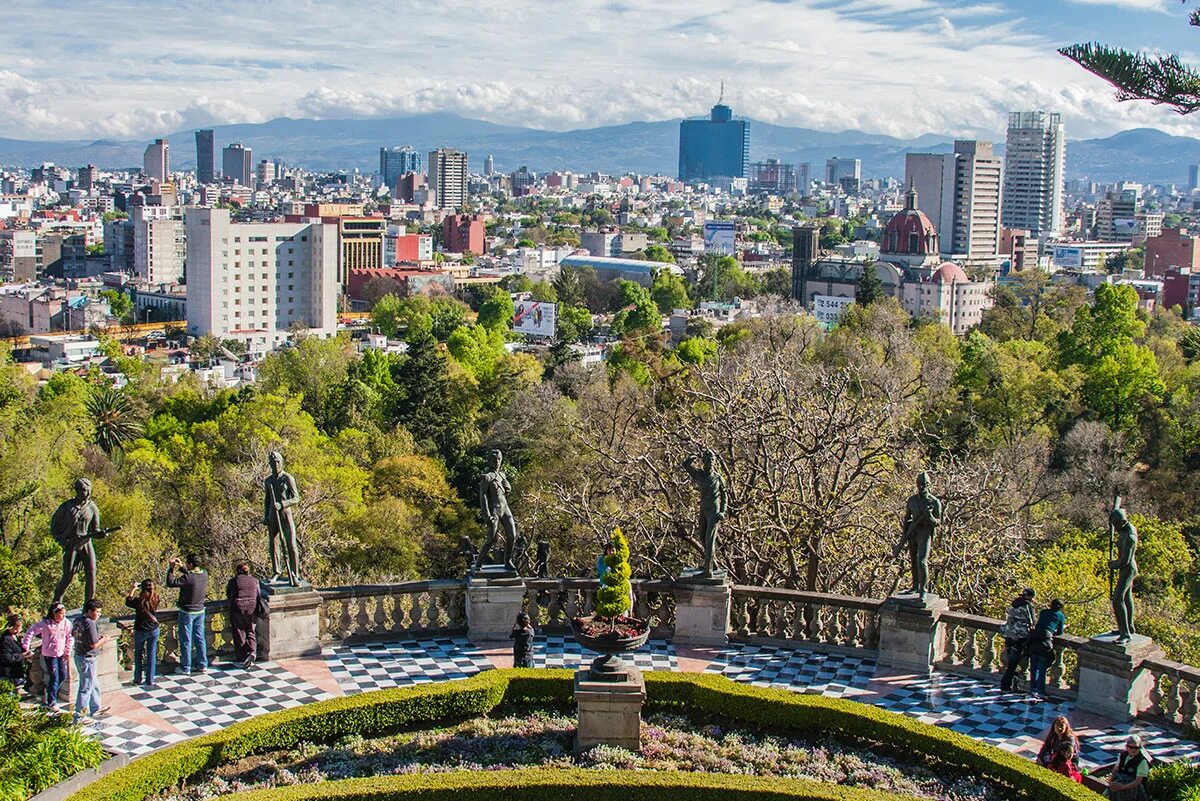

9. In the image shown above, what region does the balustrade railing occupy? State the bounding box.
[1142,657,1200,729]
[522,578,676,637]
[935,612,1084,698]
[113,602,234,673]
[729,586,882,651]
[318,580,467,643]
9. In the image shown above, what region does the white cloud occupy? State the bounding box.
[1063,0,1167,10]
[0,0,1195,144]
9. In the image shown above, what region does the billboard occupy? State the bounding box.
[513,300,557,338]
[703,220,736,255]
[1052,246,1083,270]
[812,295,853,326]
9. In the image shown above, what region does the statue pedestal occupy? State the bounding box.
[673,579,731,647]
[1075,633,1163,722]
[256,583,322,661]
[465,573,525,643]
[574,665,645,753]
[877,594,948,674]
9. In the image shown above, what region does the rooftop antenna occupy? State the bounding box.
[718,80,725,105]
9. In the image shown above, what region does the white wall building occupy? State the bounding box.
[1003,111,1065,239]
[143,139,169,182]
[428,148,468,210]
[132,205,186,284]
[185,208,338,352]
[905,140,1002,265]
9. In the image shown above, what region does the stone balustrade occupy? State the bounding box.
[936,611,1086,698]
[522,578,677,637]
[318,580,468,642]
[1143,656,1200,729]
[113,603,234,674]
[729,586,882,652]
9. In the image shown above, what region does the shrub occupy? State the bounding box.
[595,528,632,619]
[0,685,106,800]
[1149,761,1200,801]
[68,671,1096,801]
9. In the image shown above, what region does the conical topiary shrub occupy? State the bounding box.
[595,528,632,624]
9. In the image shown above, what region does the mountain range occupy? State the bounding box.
[1,112,1198,185]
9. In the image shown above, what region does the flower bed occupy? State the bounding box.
[143,710,1001,801]
[66,671,1096,801]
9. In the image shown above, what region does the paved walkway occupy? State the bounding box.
[79,637,1200,771]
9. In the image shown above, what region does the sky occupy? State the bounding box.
[1,0,1198,142]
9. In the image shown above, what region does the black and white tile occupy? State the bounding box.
[124,661,331,737]
[532,635,677,672]
[81,714,186,756]
[706,643,878,698]
[323,636,493,694]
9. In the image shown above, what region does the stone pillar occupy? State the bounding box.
[574,665,645,752]
[466,576,526,643]
[673,580,731,647]
[877,595,949,674]
[95,620,121,694]
[1074,634,1163,721]
[256,584,322,661]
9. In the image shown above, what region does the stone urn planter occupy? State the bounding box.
[571,614,649,680]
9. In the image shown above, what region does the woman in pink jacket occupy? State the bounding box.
[22,603,71,710]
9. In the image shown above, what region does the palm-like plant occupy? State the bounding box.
[1060,2,1200,114]
[85,385,143,456]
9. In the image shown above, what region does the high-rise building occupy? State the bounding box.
[428,148,468,210]
[379,146,421,190]
[184,207,338,351]
[222,143,253,186]
[131,205,186,284]
[678,92,750,182]
[1097,188,1141,241]
[510,165,535,195]
[1002,111,1065,239]
[825,157,861,186]
[484,155,495,176]
[796,163,812,195]
[143,139,169,182]
[256,159,276,187]
[905,140,1002,263]
[748,159,797,195]
[442,214,485,255]
[195,129,215,184]
[76,165,97,192]
[337,218,385,285]
[1189,164,1199,192]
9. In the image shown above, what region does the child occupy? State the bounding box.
[510,612,534,668]
[1049,740,1083,784]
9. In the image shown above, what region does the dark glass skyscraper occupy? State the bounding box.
[678,100,749,182]
[195,129,215,184]
[379,146,421,190]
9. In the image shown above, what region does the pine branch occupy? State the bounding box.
[1059,41,1200,114]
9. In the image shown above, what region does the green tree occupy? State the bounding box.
[650,268,690,314]
[85,384,144,456]
[610,280,661,337]
[99,289,133,320]
[855,264,884,306]
[371,294,406,338]
[556,305,594,344]
[477,290,515,333]
[676,336,718,366]
[642,244,675,263]
[429,297,469,341]
[594,527,632,621]
[258,334,358,433]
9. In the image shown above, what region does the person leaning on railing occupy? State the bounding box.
[1027,598,1066,701]
[999,588,1036,693]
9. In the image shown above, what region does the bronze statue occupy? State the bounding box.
[263,451,302,585]
[1109,501,1139,644]
[475,449,517,572]
[892,472,942,600]
[51,478,119,605]
[682,448,728,578]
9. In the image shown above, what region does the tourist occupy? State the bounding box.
[1048,741,1083,783]
[1037,715,1081,769]
[71,598,108,724]
[511,612,534,668]
[226,561,261,669]
[1027,598,1066,701]
[1105,735,1151,800]
[596,543,615,579]
[124,579,161,686]
[22,602,71,710]
[167,554,208,675]
[0,613,28,691]
[999,587,1036,692]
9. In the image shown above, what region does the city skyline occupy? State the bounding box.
[1,0,1198,144]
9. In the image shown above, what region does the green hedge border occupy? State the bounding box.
[67,670,1095,801]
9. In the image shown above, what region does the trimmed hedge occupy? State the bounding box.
[68,670,1096,801]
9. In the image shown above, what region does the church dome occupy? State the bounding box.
[882,182,939,256]
[932,261,968,284]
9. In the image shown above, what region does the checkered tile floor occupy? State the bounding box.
[81,714,186,756]
[125,661,332,738]
[706,643,877,698]
[323,636,494,694]
[532,635,677,672]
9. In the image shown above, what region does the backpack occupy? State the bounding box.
[1000,601,1033,639]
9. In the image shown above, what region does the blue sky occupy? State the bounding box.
[1,0,1197,141]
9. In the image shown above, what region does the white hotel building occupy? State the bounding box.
[185,208,338,352]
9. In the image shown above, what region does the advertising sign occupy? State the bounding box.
[703,220,736,255]
[513,300,557,338]
[1052,246,1083,270]
[812,295,853,326]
